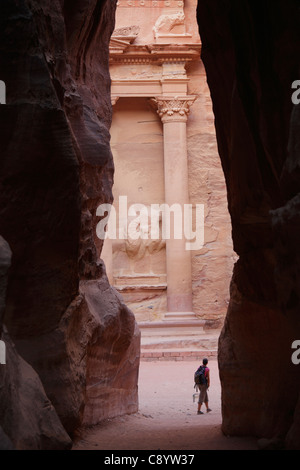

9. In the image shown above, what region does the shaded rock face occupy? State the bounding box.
[0,0,140,447]
[0,237,11,334]
[0,329,73,450]
[0,237,72,450]
[197,0,300,448]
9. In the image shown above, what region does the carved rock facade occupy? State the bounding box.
[105,0,235,326]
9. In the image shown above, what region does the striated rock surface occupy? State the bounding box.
[197,0,300,448]
[0,426,14,451]
[0,237,11,335]
[0,237,71,449]
[81,277,140,426]
[0,330,72,450]
[15,268,140,433]
[0,0,140,446]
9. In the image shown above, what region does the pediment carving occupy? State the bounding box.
[113,25,140,38]
[110,25,140,53]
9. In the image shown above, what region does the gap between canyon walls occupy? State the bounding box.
[197,0,300,449]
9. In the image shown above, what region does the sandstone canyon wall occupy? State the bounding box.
[0,0,140,449]
[197,0,300,449]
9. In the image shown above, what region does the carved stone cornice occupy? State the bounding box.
[113,25,140,37]
[151,95,196,122]
[109,25,140,54]
[109,43,201,64]
[117,0,185,8]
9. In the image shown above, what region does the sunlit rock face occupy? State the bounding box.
[197,0,300,448]
[0,0,140,447]
[108,0,235,326]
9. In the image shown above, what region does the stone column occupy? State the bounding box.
[153,96,196,313]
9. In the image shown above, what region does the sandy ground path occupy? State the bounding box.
[73,360,258,451]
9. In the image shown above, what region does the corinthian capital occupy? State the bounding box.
[151,95,196,122]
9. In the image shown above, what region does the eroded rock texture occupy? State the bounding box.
[0,0,140,448]
[197,0,300,448]
[0,237,72,450]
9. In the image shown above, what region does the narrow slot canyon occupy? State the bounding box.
[0,0,299,453]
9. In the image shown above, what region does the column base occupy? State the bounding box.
[167,295,193,314]
[163,311,200,322]
[138,314,219,361]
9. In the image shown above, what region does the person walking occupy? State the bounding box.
[197,357,212,415]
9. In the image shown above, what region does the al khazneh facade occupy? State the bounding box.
[102,0,236,329]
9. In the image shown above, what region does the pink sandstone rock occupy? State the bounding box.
[0,237,71,449]
[0,330,72,450]
[197,0,300,449]
[107,0,235,325]
[0,0,140,446]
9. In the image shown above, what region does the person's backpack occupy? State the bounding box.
[194,365,207,386]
